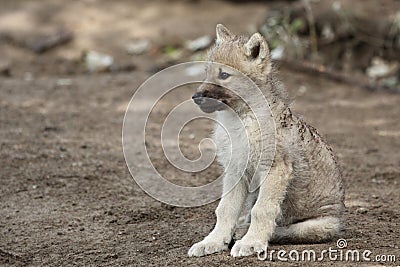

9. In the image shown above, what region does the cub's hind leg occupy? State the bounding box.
[271,216,342,244]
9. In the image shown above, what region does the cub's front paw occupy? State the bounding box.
[188,240,228,257]
[230,238,267,257]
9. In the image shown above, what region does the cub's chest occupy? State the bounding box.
[213,114,262,164]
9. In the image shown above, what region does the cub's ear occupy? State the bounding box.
[216,24,233,44]
[244,33,270,60]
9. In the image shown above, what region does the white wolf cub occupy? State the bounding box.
[188,24,344,257]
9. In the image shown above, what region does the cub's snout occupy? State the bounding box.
[191,92,205,105]
[192,83,234,113]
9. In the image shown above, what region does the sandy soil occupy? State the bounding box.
[1,1,399,266]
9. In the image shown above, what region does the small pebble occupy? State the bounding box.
[357,207,368,214]
[125,39,150,55]
[84,50,114,72]
[56,78,72,86]
[185,35,212,51]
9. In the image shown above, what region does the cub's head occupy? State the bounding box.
[192,24,272,113]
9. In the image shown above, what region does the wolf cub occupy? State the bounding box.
[189,24,344,257]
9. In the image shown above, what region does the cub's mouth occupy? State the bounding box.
[192,93,227,113]
[198,101,226,113]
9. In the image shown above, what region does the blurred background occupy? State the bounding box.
[1,1,399,266]
[0,0,399,90]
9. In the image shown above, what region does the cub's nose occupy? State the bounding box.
[192,92,204,105]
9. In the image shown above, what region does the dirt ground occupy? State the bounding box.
[1,1,399,266]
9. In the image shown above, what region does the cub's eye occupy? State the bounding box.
[218,71,231,80]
